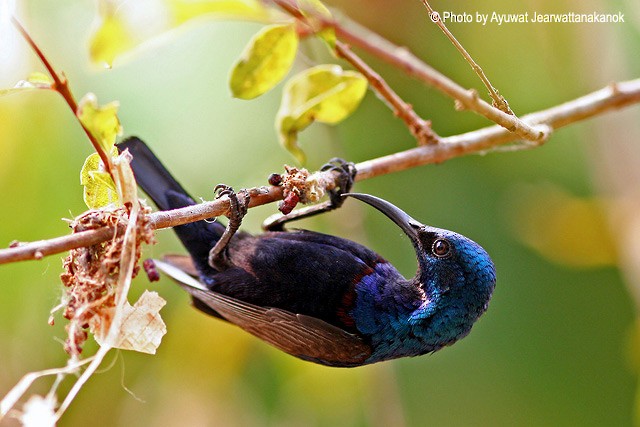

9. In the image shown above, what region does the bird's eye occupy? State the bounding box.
[432,239,451,258]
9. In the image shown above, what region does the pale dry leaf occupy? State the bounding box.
[91,290,167,354]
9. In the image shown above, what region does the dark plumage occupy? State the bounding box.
[118,137,496,367]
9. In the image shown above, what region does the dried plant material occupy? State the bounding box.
[17,395,57,427]
[90,290,166,354]
[280,165,333,203]
[58,204,155,357]
[280,165,309,197]
[303,170,335,203]
[272,164,337,214]
[53,152,158,420]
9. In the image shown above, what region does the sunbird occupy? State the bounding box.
[118,137,496,367]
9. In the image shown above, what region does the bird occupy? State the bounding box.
[118,137,496,367]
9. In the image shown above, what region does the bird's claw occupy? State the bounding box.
[208,185,250,271]
[214,184,250,227]
[320,158,357,210]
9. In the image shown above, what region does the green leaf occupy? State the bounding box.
[0,72,53,97]
[167,0,269,24]
[297,0,336,48]
[80,150,119,209]
[276,64,367,164]
[77,93,123,152]
[230,24,299,100]
[88,2,136,68]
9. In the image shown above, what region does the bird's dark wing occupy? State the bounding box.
[156,259,371,367]
[255,229,386,268]
[214,230,401,331]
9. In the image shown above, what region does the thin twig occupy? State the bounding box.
[11,16,113,176]
[0,357,95,421]
[419,1,511,113]
[1,79,638,266]
[334,40,437,145]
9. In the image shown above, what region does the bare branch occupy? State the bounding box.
[355,80,640,179]
[329,13,549,143]
[0,79,638,266]
[2,227,119,264]
[0,186,284,264]
[148,185,284,230]
[269,0,546,141]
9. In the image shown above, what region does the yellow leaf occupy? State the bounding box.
[77,93,123,152]
[167,0,269,24]
[80,150,119,209]
[230,24,299,100]
[275,64,367,163]
[297,0,335,48]
[88,4,136,68]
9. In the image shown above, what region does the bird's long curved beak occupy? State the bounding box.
[343,193,423,244]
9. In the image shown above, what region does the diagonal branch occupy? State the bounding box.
[356,80,640,179]
[329,12,549,142]
[1,78,638,266]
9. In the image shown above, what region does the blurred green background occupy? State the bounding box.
[1,0,639,425]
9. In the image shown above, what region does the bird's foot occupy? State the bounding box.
[320,158,357,210]
[263,158,357,231]
[208,185,250,271]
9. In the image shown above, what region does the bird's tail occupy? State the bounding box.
[117,137,224,274]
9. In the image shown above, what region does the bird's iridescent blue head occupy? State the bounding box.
[344,193,496,326]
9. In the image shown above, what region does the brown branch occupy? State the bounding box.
[355,80,640,179]
[1,79,638,265]
[269,0,546,142]
[2,227,119,264]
